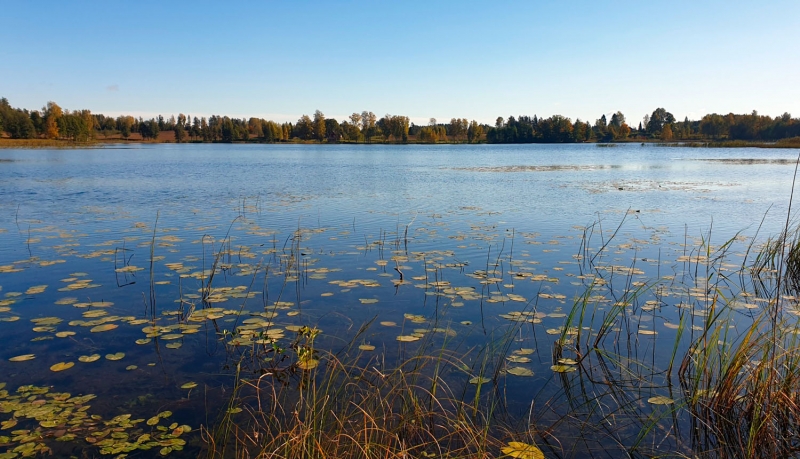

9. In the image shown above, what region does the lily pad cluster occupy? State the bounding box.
[0,383,190,457]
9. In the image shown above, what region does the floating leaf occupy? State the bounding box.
[55,331,76,338]
[358,344,376,351]
[380,321,396,327]
[647,396,674,405]
[297,356,319,370]
[396,335,420,342]
[105,352,125,361]
[550,365,577,373]
[78,354,101,363]
[501,441,544,459]
[9,354,35,362]
[181,382,198,389]
[469,376,491,384]
[359,298,379,304]
[50,362,74,372]
[506,367,534,377]
[90,323,118,333]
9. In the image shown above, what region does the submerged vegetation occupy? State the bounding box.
[2,97,800,146]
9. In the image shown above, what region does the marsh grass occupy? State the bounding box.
[202,336,521,459]
[0,138,98,148]
[194,208,800,458]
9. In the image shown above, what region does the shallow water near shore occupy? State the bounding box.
[0,143,798,457]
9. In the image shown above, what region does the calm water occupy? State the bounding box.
[0,143,798,456]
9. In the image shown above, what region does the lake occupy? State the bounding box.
[0,143,798,457]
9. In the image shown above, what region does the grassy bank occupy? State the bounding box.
[0,138,99,148]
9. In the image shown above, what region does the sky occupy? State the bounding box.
[2,0,799,126]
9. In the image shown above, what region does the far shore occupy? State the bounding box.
[1,134,799,150]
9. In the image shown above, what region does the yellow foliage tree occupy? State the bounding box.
[44,101,63,139]
[660,123,674,141]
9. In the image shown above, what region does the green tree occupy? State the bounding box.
[295,115,313,140]
[174,124,186,143]
[313,110,326,141]
[646,108,675,134]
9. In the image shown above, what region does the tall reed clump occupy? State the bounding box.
[678,223,800,458]
[201,344,520,459]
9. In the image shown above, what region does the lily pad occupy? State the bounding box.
[50,362,74,372]
[9,354,35,362]
[501,441,544,459]
[181,382,198,389]
[90,323,118,333]
[506,367,534,377]
[647,395,675,405]
[396,335,420,342]
[551,364,577,373]
[105,352,125,361]
[78,354,101,363]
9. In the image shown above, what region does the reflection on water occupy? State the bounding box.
[0,143,798,457]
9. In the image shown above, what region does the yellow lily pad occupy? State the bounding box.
[501,441,544,459]
[105,352,125,361]
[396,335,420,342]
[78,354,101,363]
[90,323,118,333]
[9,354,35,362]
[50,362,74,372]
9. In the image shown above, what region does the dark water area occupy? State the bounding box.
[0,143,798,457]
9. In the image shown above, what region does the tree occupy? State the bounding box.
[324,118,341,142]
[660,123,673,141]
[174,124,186,143]
[44,101,63,139]
[646,108,675,134]
[295,115,313,140]
[313,110,326,141]
[361,111,376,141]
[117,116,134,139]
[467,120,484,143]
[609,111,625,128]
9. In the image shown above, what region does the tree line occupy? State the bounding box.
[1,97,799,144]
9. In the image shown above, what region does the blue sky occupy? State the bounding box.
[2,1,798,126]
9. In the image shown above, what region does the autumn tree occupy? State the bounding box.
[660,123,674,140]
[44,101,63,139]
[467,120,484,143]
